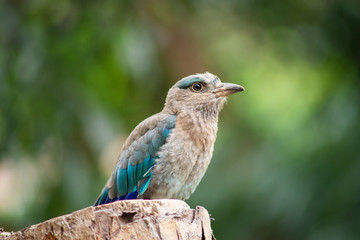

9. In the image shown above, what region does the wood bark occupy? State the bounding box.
[0,199,214,240]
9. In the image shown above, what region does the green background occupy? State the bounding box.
[1,1,360,239]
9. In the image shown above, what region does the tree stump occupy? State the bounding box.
[0,199,214,240]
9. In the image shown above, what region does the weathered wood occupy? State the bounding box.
[0,199,214,240]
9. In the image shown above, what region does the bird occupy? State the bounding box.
[94,72,244,206]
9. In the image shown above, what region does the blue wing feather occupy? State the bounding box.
[94,187,109,206]
[138,173,152,195]
[125,191,138,200]
[117,168,127,196]
[162,128,170,138]
[142,154,151,175]
[94,115,176,206]
[127,164,137,193]
[147,142,156,157]
[136,162,144,181]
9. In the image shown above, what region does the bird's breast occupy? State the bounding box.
[144,113,219,200]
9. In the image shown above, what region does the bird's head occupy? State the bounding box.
[163,72,244,116]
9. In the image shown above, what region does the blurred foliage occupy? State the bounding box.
[1,0,360,239]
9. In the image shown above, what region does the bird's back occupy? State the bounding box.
[94,112,176,205]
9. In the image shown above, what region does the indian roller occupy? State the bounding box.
[94,72,244,205]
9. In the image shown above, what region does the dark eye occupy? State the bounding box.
[191,82,204,92]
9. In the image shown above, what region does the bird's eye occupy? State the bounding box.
[191,82,204,92]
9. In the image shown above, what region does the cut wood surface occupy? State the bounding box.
[0,199,214,240]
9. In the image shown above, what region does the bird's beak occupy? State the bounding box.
[212,83,245,97]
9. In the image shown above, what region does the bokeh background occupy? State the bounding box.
[1,0,360,239]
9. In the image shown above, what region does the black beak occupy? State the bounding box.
[212,83,245,97]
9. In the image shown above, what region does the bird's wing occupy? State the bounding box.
[94,114,176,205]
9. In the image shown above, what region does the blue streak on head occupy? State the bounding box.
[178,77,204,89]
